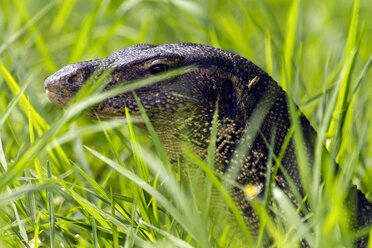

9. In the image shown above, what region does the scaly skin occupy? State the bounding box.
[44,43,372,246]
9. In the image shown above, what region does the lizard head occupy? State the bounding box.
[44,43,256,127]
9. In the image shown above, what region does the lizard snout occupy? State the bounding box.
[44,60,102,107]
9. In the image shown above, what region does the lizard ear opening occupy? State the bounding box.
[218,79,239,119]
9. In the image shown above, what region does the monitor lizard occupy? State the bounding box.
[44,43,372,246]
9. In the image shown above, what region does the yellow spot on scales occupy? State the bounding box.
[244,184,262,200]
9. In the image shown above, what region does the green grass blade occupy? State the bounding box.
[68,2,103,63]
[12,0,58,73]
[0,78,31,129]
[273,188,313,246]
[47,162,55,248]
[138,219,193,248]
[110,187,119,248]
[265,30,273,75]
[33,213,42,248]
[328,0,360,147]
[0,184,54,205]
[51,0,78,32]
[9,192,28,243]
[352,54,372,95]
[0,137,7,171]
[92,215,98,248]
[283,0,299,89]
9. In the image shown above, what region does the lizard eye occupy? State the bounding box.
[149,64,168,74]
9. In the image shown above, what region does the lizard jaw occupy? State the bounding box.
[45,90,72,107]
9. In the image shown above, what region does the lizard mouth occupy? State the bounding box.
[45,90,73,107]
[46,87,199,121]
[90,92,200,120]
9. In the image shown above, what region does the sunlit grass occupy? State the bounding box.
[0,0,372,247]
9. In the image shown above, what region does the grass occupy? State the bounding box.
[0,0,372,247]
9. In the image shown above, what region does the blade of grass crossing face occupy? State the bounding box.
[72,66,115,106]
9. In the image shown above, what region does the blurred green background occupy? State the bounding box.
[1,0,372,247]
